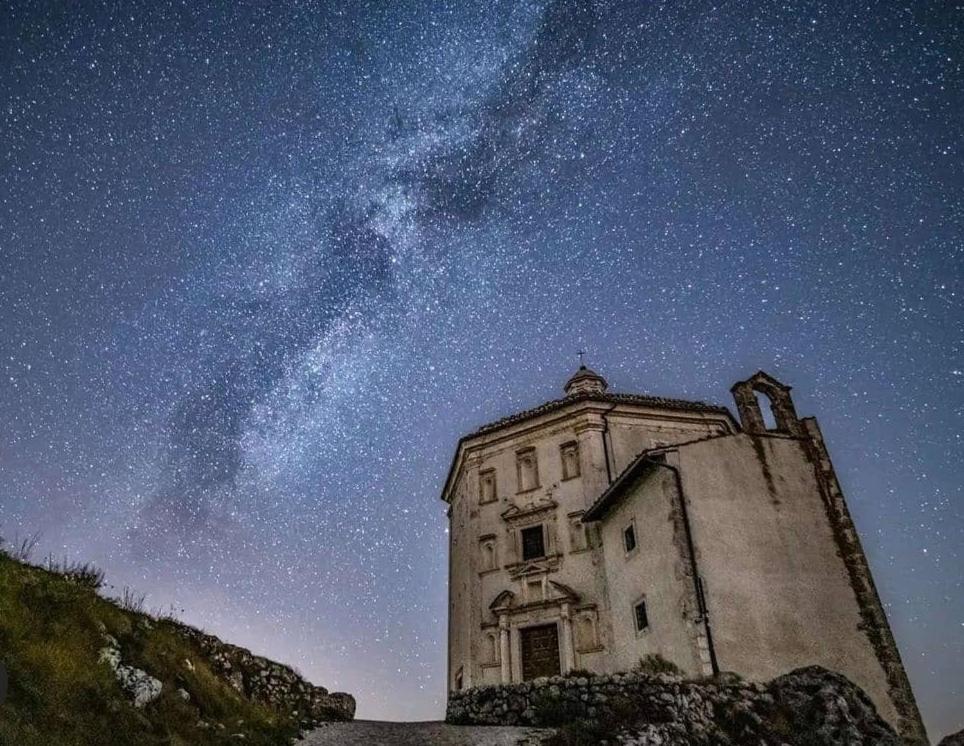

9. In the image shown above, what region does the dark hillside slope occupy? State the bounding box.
[0,550,353,746]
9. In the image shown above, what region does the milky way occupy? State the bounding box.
[0,0,961,735]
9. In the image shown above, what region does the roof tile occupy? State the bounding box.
[473,391,729,436]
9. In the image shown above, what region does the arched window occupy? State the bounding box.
[487,632,500,664]
[480,539,497,571]
[731,372,801,435]
[754,390,779,431]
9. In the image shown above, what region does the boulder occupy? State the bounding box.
[939,729,964,746]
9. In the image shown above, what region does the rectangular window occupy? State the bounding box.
[479,469,497,504]
[516,448,539,492]
[527,578,543,601]
[568,512,587,552]
[623,523,637,553]
[560,441,580,480]
[479,537,497,571]
[521,525,546,560]
[634,599,649,632]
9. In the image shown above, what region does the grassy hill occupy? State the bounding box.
[0,544,349,746]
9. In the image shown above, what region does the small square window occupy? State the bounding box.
[521,525,546,560]
[634,599,649,632]
[623,523,637,553]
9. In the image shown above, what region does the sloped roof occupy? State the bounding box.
[582,450,662,522]
[473,391,729,437]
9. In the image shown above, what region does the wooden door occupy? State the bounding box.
[520,623,560,680]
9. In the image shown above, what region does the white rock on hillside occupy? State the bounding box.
[98,638,162,708]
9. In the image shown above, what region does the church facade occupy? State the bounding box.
[441,367,926,743]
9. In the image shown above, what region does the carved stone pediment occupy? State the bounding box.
[489,590,515,612]
[489,579,581,617]
[507,555,561,579]
[501,498,558,524]
[548,580,580,603]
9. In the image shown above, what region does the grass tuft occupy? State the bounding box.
[6,531,41,562]
[117,586,147,614]
[43,555,107,590]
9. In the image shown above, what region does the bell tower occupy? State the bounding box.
[563,365,608,397]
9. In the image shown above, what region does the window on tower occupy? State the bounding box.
[623,522,637,554]
[568,510,591,552]
[479,469,497,504]
[521,524,546,561]
[479,536,498,572]
[486,631,500,664]
[516,448,539,492]
[634,599,649,632]
[560,441,580,480]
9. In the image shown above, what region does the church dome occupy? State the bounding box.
[564,365,608,396]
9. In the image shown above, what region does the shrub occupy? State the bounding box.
[565,668,596,679]
[634,654,682,677]
[531,691,575,727]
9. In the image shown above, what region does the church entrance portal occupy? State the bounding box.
[520,623,561,680]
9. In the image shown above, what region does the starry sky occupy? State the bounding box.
[1,0,961,738]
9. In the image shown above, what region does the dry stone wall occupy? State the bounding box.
[447,666,903,745]
[174,624,355,725]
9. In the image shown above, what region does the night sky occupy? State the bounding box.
[1,0,961,738]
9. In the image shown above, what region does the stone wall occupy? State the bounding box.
[446,667,903,745]
[174,624,355,724]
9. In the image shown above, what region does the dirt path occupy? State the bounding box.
[300,720,552,745]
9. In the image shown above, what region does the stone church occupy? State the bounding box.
[441,367,926,743]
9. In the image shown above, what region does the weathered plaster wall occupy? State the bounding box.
[606,414,723,475]
[447,472,473,689]
[675,433,899,728]
[598,468,705,677]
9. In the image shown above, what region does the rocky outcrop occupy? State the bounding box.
[98,635,163,708]
[174,623,355,725]
[447,666,901,745]
[939,729,964,746]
